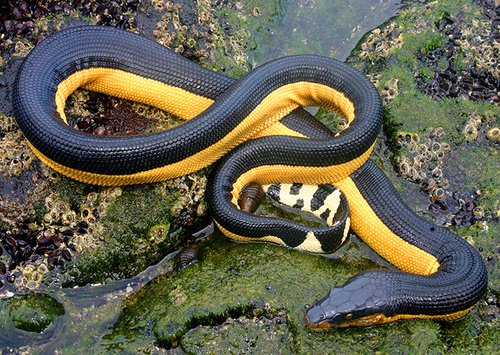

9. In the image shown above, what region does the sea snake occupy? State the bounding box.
[12,25,487,328]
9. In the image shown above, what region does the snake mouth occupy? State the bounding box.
[303,312,334,331]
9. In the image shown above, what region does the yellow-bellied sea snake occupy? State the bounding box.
[12,25,487,329]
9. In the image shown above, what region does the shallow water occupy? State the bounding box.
[251,0,423,64]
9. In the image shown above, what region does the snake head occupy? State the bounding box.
[305,271,394,330]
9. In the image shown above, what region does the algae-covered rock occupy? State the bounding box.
[349,0,500,297]
[7,293,64,333]
[57,179,208,287]
[99,232,401,353]
[99,232,492,354]
[181,313,294,355]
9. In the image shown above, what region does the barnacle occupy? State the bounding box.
[408,166,419,181]
[398,158,410,176]
[83,192,99,208]
[440,142,451,154]
[380,78,399,103]
[152,0,165,12]
[395,127,455,207]
[463,123,478,141]
[13,41,33,57]
[150,223,171,244]
[356,22,403,63]
[0,116,36,179]
[418,144,428,154]
[487,127,500,142]
[413,154,427,168]
[431,167,443,179]
[431,188,445,203]
[61,210,77,226]
[431,127,446,140]
[473,206,485,219]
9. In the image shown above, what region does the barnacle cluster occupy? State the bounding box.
[379,78,400,104]
[429,189,484,227]
[13,260,49,291]
[460,1,500,78]
[0,184,122,293]
[395,126,489,227]
[66,187,122,253]
[355,22,403,64]
[166,173,208,226]
[65,90,182,136]
[396,127,450,185]
[0,114,35,179]
[152,0,214,62]
[0,195,34,234]
[0,115,49,235]
[0,1,139,50]
[460,113,500,145]
[150,0,251,73]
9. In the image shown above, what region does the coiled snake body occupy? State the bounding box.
[13,26,487,329]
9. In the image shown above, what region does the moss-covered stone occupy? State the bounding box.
[181,313,294,354]
[57,181,197,287]
[350,1,500,299]
[101,232,384,352]
[6,293,64,333]
[96,230,498,354]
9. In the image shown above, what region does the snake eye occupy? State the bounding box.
[344,313,353,320]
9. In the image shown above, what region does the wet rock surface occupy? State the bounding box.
[1,292,65,333]
[0,0,499,353]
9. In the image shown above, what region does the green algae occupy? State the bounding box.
[2,293,64,333]
[56,183,184,286]
[93,230,496,354]
[211,0,288,64]
[181,313,294,354]
[101,232,383,353]
[388,94,500,143]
